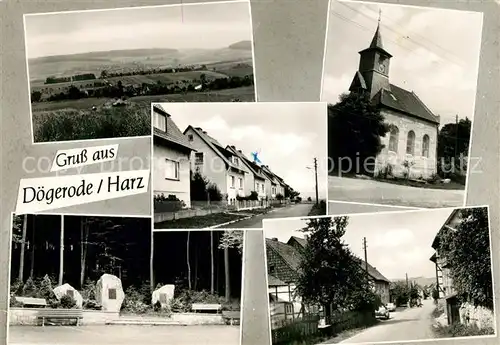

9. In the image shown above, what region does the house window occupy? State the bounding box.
[233,157,239,166]
[269,265,275,274]
[165,159,179,180]
[422,134,430,158]
[388,125,399,153]
[231,176,235,188]
[188,134,194,142]
[262,184,265,193]
[406,130,415,155]
[239,178,243,189]
[153,111,166,131]
[194,152,204,165]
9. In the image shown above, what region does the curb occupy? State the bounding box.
[207,215,254,229]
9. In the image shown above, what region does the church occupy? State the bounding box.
[348,19,440,180]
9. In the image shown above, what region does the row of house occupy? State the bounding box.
[153,104,290,210]
[265,235,390,327]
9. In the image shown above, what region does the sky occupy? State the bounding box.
[159,102,328,200]
[24,0,252,58]
[322,1,483,127]
[263,208,454,280]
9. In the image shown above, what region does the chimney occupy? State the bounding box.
[202,131,207,135]
[230,145,236,150]
[271,237,278,241]
[195,127,202,131]
[238,150,242,154]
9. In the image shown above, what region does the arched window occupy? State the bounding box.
[388,125,399,153]
[422,134,430,158]
[406,130,415,155]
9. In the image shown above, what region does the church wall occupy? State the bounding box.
[375,108,438,179]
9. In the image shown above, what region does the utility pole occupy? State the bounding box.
[314,158,319,205]
[59,215,64,286]
[454,114,459,159]
[406,272,410,307]
[362,237,368,277]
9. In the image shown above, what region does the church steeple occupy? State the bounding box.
[350,11,393,99]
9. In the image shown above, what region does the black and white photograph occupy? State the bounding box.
[323,1,483,208]
[24,0,255,143]
[152,102,328,230]
[262,206,495,344]
[8,214,244,345]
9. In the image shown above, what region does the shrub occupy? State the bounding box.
[153,300,162,312]
[22,277,38,297]
[434,323,495,337]
[60,295,77,309]
[81,280,97,300]
[82,299,102,310]
[380,164,394,179]
[10,279,24,297]
[154,194,186,213]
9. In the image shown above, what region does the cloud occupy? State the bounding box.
[229,125,266,141]
[370,228,415,248]
[200,115,231,132]
[268,133,312,157]
[322,73,352,102]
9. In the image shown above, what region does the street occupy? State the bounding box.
[328,176,464,208]
[331,300,436,344]
[219,203,314,229]
[8,325,239,345]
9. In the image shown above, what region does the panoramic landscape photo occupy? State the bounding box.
[24,0,255,143]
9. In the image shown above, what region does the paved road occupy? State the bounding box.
[220,203,314,229]
[329,176,464,208]
[337,300,436,344]
[9,325,239,345]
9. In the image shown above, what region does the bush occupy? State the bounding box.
[22,277,38,297]
[81,280,97,300]
[121,284,152,314]
[154,194,186,213]
[434,323,495,337]
[83,299,102,310]
[60,295,77,309]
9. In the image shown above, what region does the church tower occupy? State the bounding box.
[349,12,392,99]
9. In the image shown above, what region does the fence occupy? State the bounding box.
[271,313,320,345]
[229,199,269,211]
[154,200,228,223]
[328,310,376,335]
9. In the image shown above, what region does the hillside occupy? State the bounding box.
[28,41,253,82]
[391,276,436,287]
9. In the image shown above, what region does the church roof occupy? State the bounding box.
[375,85,440,124]
[359,23,392,58]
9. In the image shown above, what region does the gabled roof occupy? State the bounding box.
[285,235,390,284]
[243,156,268,180]
[153,105,195,152]
[349,71,367,92]
[226,146,264,179]
[268,274,288,287]
[287,236,307,248]
[375,85,440,125]
[431,209,460,249]
[262,166,283,185]
[266,238,302,277]
[183,126,245,172]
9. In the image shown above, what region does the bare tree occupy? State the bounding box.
[18,215,28,282]
[58,215,64,286]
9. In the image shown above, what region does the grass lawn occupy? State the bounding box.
[154,212,247,229]
[232,208,270,215]
[319,321,381,344]
[433,323,495,338]
[308,201,327,216]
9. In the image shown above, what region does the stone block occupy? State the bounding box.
[152,284,175,308]
[53,283,83,308]
[95,274,125,312]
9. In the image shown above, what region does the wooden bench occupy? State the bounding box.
[37,308,83,326]
[14,296,47,308]
[222,310,241,325]
[191,303,222,314]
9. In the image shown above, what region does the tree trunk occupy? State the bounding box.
[194,248,198,290]
[80,218,89,288]
[210,231,214,294]
[150,225,155,291]
[187,232,191,290]
[58,215,64,286]
[224,247,230,301]
[29,216,36,278]
[18,215,28,282]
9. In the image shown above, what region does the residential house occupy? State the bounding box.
[153,105,195,208]
[261,166,286,199]
[183,126,249,204]
[226,145,268,200]
[430,209,462,325]
[348,21,440,178]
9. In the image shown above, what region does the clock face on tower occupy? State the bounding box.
[378,64,385,73]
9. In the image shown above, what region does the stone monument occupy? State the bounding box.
[53,283,83,308]
[95,274,125,312]
[152,284,175,308]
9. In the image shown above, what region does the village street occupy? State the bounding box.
[8,325,239,345]
[327,299,436,344]
[219,203,314,229]
[328,176,464,208]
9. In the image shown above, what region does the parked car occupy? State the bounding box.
[375,305,390,320]
[386,303,396,312]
